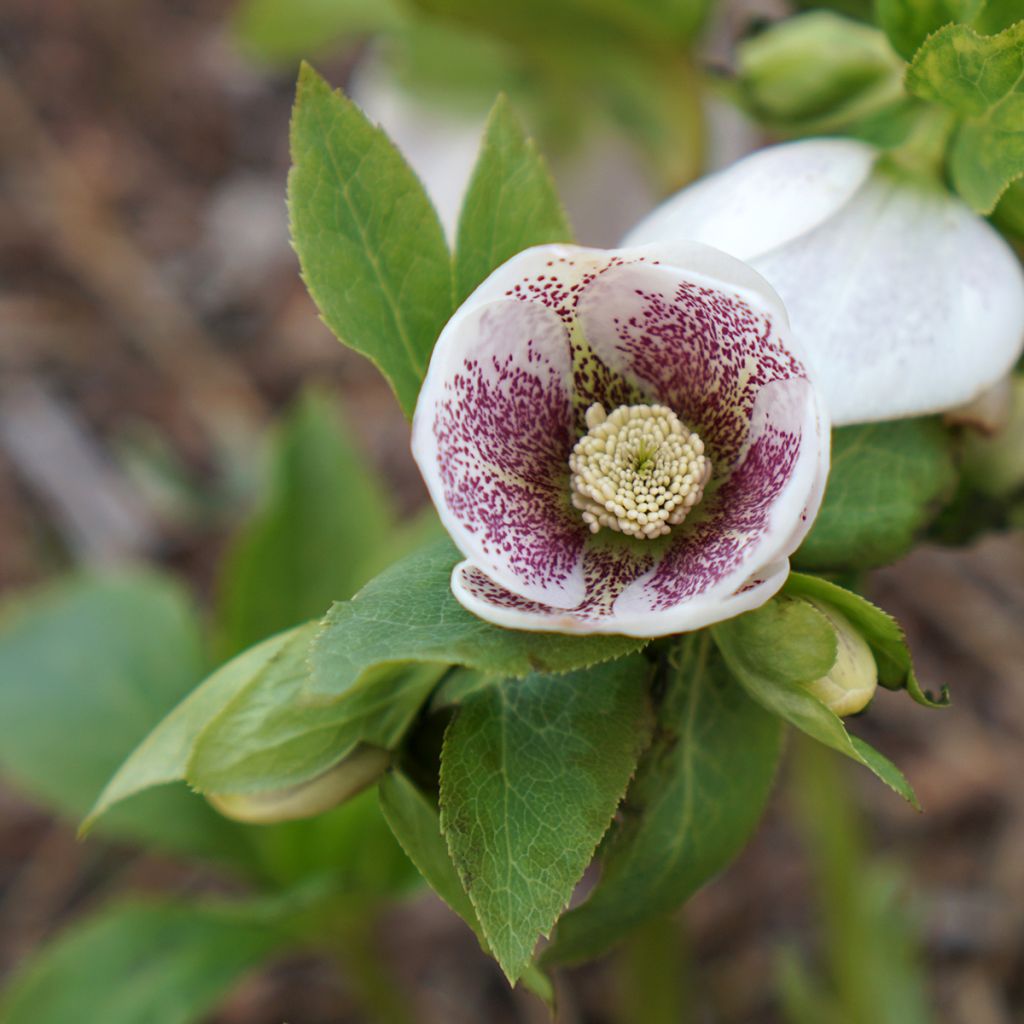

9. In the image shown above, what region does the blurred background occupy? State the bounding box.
[1,1,1023,1021]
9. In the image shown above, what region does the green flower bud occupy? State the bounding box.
[206,745,390,824]
[801,599,878,716]
[737,12,905,132]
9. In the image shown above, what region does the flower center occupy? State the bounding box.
[569,403,711,539]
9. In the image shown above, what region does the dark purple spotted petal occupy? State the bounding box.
[412,296,588,606]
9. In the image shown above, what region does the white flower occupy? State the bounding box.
[623,138,1024,426]
[412,241,829,636]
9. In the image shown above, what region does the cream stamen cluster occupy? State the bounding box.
[569,402,711,539]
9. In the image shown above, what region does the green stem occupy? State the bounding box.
[887,104,956,182]
[614,915,695,1024]
[331,911,415,1024]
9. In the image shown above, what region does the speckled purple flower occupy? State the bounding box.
[412,242,830,636]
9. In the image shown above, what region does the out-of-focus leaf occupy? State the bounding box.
[712,597,919,806]
[455,94,572,302]
[544,635,783,966]
[0,575,247,864]
[0,900,283,1024]
[215,391,398,659]
[794,419,957,571]
[876,0,985,61]
[439,657,652,982]
[234,0,405,65]
[289,63,453,417]
[906,21,1024,213]
[784,574,949,708]
[308,538,647,700]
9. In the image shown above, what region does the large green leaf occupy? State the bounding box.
[215,391,399,659]
[289,63,454,417]
[794,419,957,571]
[876,0,985,61]
[455,94,572,302]
[378,771,556,1005]
[0,575,247,864]
[712,597,919,807]
[308,538,647,699]
[0,901,282,1024]
[783,574,949,708]
[906,21,1024,212]
[439,656,652,982]
[234,0,404,65]
[543,634,784,966]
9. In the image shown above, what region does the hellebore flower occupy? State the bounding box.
[411,242,829,636]
[624,138,1024,426]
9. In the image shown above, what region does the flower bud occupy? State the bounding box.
[800,599,877,716]
[206,745,390,824]
[737,13,904,130]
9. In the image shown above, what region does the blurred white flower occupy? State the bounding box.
[624,138,1024,426]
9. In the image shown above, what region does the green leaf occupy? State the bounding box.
[186,644,446,794]
[439,656,653,982]
[876,0,985,61]
[215,390,399,659]
[543,634,784,966]
[0,900,283,1024]
[378,772,556,1005]
[784,573,949,707]
[0,575,247,864]
[233,0,404,65]
[289,63,454,417]
[455,94,572,302]
[794,419,957,571]
[907,21,1024,212]
[83,627,302,832]
[308,537,647,699]
[712,598,919,807]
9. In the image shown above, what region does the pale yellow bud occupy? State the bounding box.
[801,599,877,717]
[206,745,390,824]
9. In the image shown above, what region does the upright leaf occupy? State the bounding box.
[439,657,653,982]
[0,576,246,864]
[794,419,957,571]
[215,391,397,658]
[906,21,1024,212]
[875,0,984,61]
[455,95,572,302]
[308,538,646,700]
[0,901,282,1024]
[712,597,919,806]
[289,63,454,417]
[544,635,784,965]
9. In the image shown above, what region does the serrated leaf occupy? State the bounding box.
[543,634,783,966]
[215,390,399,659]
[794,419,957,571]
[455,95,572,302]
[907,21,1024,212]
[0,900,283,1024]
[784,573,949,707]
[378,772,556,1005]
[439,656,652,982]
[876,0,985,61]
[712,598,919,806]
[289,63,454,417]
[0,575,247,865]
[308,538,647,700]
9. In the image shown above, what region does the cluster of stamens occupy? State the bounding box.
[569,402,711,539]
